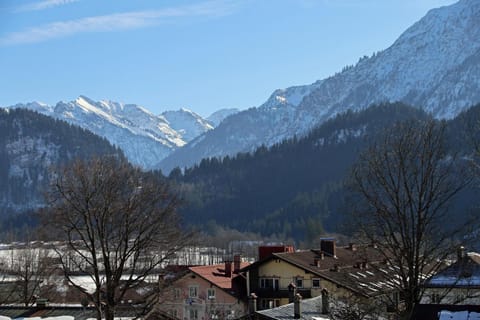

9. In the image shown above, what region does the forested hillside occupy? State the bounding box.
[2,104,479,244]
[172,103,480,244]
[0,108,125,224]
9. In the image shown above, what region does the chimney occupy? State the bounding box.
[321,289,329,314]
[249,293,257,314]
[349,243,357,251]
[314,258,321,267]
[320,238,336,257]
[225,261,232,277]
[457,246,466,262]
[288,283,297,303]
[258,245,295,260]
[233,254,241,273]
[294,293,302,319]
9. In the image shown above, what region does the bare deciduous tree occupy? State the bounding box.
[0,229,56,306]
[10,244,50,306]
[0,242,50,306]
[329,293,384,320]
[41,156,190,320]
[348,120,472,319]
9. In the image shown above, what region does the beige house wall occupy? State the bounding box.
[257,259,356,300]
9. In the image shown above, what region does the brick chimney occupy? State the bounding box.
[233,254,241,273]
[320,238,336,257]
[225,261,232,277]
[258,245,294,260]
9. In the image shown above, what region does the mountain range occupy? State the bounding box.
[2,0,480,240]
[11,96,238,169]
[5,1,480,173]
[159,0,480,173]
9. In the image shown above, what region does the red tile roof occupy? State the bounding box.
[189,262,250,290]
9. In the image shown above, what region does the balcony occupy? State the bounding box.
[254,288,313,299]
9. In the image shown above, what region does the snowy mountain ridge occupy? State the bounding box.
[158,0,480,173]
[11,96,229,169]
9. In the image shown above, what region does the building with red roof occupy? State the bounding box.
[157,255,250,320]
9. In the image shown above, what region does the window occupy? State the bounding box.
[261,299,280,309]
[295,277,304,288]
[189,286,198,298]
[189,309,198,320]
[312,278,321,288]
[259,278,279,290]
[173,288,181,299]
[207,288,215,300]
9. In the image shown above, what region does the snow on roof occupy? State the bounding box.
[438,310,480,320]
[256,295,330,320]
[425,252,480,287]
[428,276,480,286]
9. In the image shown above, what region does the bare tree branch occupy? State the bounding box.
[347,120,473,319]
[41,156,191,320]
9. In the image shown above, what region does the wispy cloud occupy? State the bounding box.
[17,0,79,12]
[1,1,237,46]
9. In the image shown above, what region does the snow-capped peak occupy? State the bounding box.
[261,82,322,109]
[11,96,215,169]
[158,0,480,173]
[162,108,213,142]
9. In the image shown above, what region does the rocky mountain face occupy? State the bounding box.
[159,0,480,173]
[12,96,223,169]
[206,108,240,127]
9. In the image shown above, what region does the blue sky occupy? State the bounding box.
[0,0,456,116]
